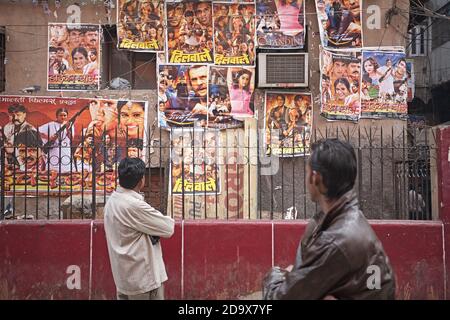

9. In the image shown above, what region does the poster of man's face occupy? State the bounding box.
[48,23,101,91]
[158,64,209,128]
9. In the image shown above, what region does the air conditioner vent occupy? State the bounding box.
[258,53,308,88]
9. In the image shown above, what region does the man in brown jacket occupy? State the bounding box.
[263,138,396,300]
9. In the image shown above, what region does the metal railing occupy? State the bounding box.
[0,125,436,221]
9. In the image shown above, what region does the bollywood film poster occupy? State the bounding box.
[315,0,362,49]
[256,0,305,49]
[208,66,255,128]
[158,64,209,128]
[320,49,361,121]
[406,59,415,103]
[48,23,100,91]
[213,2,256,65]
[361,51,409,119]
[166,0,214,64]
[0,95,148,196]
[170,129,221,195]
[117,0,165,51]
[265,92,312,157]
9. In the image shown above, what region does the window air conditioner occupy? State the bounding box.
[257,52,308,88]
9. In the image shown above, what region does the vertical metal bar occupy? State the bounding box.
[248,127,251,219]
[0,146,5,216]
[24,129,28,219]
[158,121,163,213]
[170,128,174,219]
[281,133,284,218]
[358,126,362,209]
[237,129,240,219]
[402,127,407,219]
[181,127,185,220]
[192,129,196,220]
[58,127,62,219]
[203,127,207,220]
[380,126,384,217]
[369,126,373,218]
[81,127,85,220]
[226,130,229,219]
[35,140,39,219]
[47,125,50,220]
[257,124,261,219]
[70,133,73,219]
[215,130,218,219]
[270,126,273,220]
[392,126,397,219]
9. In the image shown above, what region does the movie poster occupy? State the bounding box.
[166,0,214,64]
[48,23,101,91]
[256,0,305,49]
[315,0,362,49]
[213,2,256,65]
[406,59,415,103]
[265,92,312,157]
[170,129,220,195]
[361,50,408,119]
[0,95,148,195]
[117,0,165,51]
[208,66,255,128]
[158,64,209,128]
[320,49,361,121]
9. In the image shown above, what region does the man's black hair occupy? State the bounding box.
[118,157,145,189]
[309,138,357,199]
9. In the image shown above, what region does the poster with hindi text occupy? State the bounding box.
[361,50,408,119]
[0,95,148,196]
[48,23,100,91]
[320,48,361,121]
[117,0,165,51]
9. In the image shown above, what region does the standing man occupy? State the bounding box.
[104,157,175,300]
[262,139,396,299]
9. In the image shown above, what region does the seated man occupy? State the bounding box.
[263,139,396,300]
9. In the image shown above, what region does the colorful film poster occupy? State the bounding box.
[406,59,415,103]
[158,64,209,128]
[361,50,409,119]
[0,95,148,196]
[265,92,312,157]
[320,49,361,121]
[117,0,165,51]
[170,129,220,195]
[256,0,305,49]
[315,0,362,49]
[166,0,214,64]
[208,66,255,128]
[48,23,100,91]
[213,2,256,65]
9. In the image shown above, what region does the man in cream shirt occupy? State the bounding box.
[104,157,175,300]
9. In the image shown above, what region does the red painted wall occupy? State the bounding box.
[436,125,450,298]
[0,220,445,299]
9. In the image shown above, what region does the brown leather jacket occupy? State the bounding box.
[263,191,396,300]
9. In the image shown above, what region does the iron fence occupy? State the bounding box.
[0,124,437,221]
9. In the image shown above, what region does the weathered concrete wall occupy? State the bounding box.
[0,219,445,299]
[0,1,413,220]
